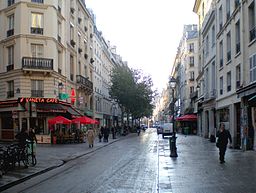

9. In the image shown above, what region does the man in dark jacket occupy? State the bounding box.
[216,123,232,164]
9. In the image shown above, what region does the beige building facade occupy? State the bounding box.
[193,0,256,150]
[0,0,94,140]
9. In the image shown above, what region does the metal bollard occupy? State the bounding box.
[170,134,178,157]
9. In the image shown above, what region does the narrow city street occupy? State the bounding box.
[3,129,159,193]
[2,128,256,193]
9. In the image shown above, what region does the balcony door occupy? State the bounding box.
[31,44,43,58]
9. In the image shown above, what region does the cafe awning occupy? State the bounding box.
[176,114,197,122]
[72,116,97,124]
[48,116,71,125]
[37,103,66,113]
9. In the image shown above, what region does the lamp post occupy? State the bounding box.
[169,76,178,157]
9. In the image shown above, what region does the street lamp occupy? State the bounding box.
[169,76,178,157]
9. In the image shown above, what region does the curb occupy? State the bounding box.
[0,137,123,192]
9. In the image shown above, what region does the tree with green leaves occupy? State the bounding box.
[109,64,156,127]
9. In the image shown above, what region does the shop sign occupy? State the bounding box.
[19,98,59,104]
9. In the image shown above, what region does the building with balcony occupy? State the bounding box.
[171,25,198,117]
[193,0,256,150]
[194,0,218,138]
[0,0,94,140]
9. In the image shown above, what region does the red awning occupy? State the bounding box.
[72,116,96,124]
[176,114,197,122]
[48,116,71,125]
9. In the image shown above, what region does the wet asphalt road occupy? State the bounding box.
[3,129,159,193]
[3,128,256,193]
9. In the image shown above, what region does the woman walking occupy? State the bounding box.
[86,127,95,148]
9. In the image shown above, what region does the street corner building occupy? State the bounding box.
[0,0,123,142]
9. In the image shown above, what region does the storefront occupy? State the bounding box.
[0,97,82,141]
[237,82,256,150]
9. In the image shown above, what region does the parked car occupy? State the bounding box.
[161,123,173,138]
[157,125,163,135]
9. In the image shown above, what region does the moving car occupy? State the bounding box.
[161,123,173,138]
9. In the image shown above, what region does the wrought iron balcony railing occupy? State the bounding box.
[31,0,44,3]
[22,57,53,70]
[76,75,93,94]
[236,42,240,54]
[6,64,14,71]
[7,29,14,37]
[31,27,43,35]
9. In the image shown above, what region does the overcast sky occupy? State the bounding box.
[85,0,198,93]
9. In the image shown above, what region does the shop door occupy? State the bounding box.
[235,103,241,149]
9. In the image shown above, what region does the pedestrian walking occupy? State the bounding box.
[86,127,95,148]
[216,123,232,164]
[111,126,116,139]
[103,126,110,142]
[98,126,104,142]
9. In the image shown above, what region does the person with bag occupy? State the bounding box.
[216,123,232,164]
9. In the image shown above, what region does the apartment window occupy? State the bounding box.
[7,81,14,98]
[31,80,44,97]
[206,35,209,57]
[219,40,223,68]
[212,25,215,47]
[58,51,62,74]
[190,71,195,81]
[249,54,256,83]
[58,21,61,42]
[190,86,194,94]
[236,64,241,89]
[189,56,194,66]
[249,1,255,42]
[205,68,209,94]
[31,13,43,34]
[7,45,14,66]
[227,31,231,62]
[7,14,14,37]
[188,43,194,52]
[70,55,74,81]
[31,44,43,58]
[227,71,231,92]
[219,6,223,31]
[70,23,75,47]
[235,20,241,54]
[212,61,216,91]
[8,0,15,6]
[220,76,223,95]
[226,0,230,21]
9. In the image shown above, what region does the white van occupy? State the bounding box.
[162,123,173,138]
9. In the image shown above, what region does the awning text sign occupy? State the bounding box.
[19,98,59,104]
